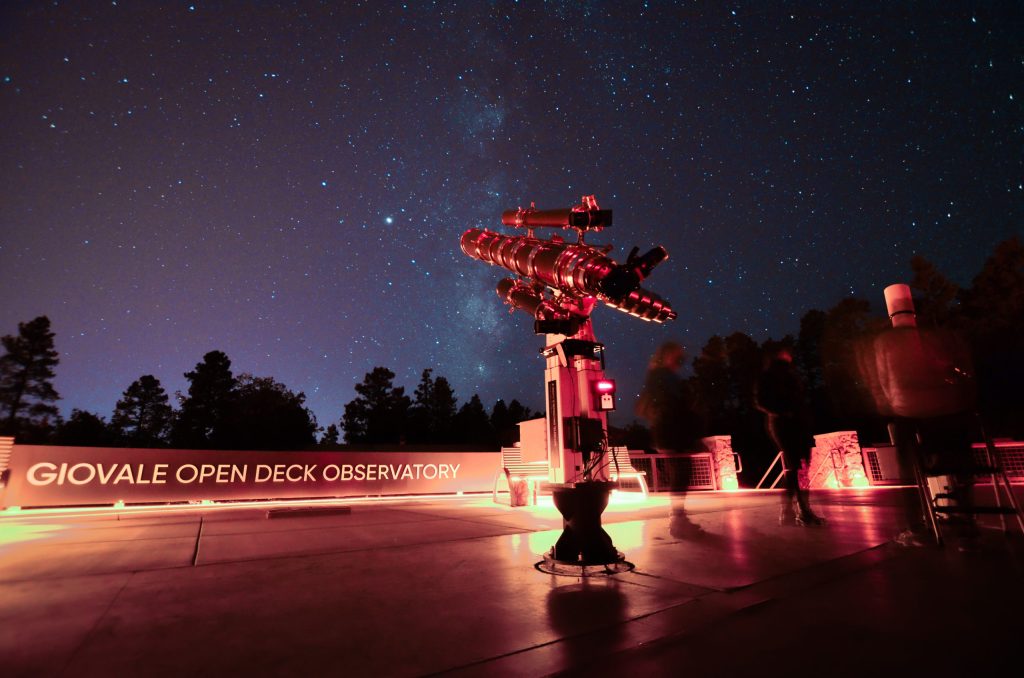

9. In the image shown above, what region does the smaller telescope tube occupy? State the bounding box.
[502,208,574,228]
[502,207,612,229]
[884,284,917,328]
[497,279,548,318]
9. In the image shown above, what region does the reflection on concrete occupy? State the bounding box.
[0,522,66,552]
[602,520,647,552]
[507,529,560,558]
[2,488,1021,676]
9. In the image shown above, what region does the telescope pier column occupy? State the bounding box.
[541,319,625,567]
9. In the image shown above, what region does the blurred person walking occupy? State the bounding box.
[755,346,825,526]
[638,341,705,536]
[636,341,702,454]
[860,284,989,548]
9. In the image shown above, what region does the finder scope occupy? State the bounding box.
[501,194,611,232]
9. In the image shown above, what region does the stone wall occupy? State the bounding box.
[701,435,739,490]
[808,430,870,489]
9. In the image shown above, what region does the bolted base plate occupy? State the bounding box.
[535,549,634,577]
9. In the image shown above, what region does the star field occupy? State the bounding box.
[1,2,1021,430]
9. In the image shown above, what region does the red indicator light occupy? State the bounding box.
[595,380,615,393]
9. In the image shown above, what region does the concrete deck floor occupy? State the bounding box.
[2,488,1023,677]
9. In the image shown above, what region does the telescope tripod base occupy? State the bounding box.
[535,551,634,577]
[544,481,627,571]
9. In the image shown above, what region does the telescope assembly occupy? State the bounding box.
[460,196,676,331]
[459,195,675,568]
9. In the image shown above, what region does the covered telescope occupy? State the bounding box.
[460,226,676,324]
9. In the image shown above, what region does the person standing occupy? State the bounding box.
[636,341,702,454]
[638,341,704,531]
[755,346,825,526]
[866,284,979,548]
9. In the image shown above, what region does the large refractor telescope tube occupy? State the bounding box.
[461,228,676,323]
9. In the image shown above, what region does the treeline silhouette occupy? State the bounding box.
[335,367,536,449]
[0,334,537,450]
[614,236,1024,483]
[1,237,1020,462]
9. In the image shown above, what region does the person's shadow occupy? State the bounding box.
[669,507,704,538]
[668,505,729,547]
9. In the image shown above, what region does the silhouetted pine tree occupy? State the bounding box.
[960,236,1024,436]
[172,350,237,449]
[0,316,60,441]
[320,423,340,446]
[341,367,410,444]
[910,255,961,328]
[223,374,318,450]
[407,368,458,443]
[112,375,173,447]
[454,394,493,446]
[491,399,537,447]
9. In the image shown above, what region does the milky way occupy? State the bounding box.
[1,2,1021,431]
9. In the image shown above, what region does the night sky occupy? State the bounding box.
[1,2,1021,433]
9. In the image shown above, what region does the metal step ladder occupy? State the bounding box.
[903,413,1024,547]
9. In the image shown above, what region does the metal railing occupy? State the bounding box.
[756,451,785,490]
[628,452,716,491]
